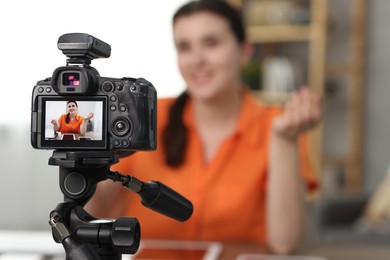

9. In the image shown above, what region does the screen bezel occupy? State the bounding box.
[39,96,107,149]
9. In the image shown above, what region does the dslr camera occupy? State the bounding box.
[30,34,192,259]
[31,33,157,152]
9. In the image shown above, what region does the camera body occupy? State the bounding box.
[31,33,157,152]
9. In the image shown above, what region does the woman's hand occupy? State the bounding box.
[51,119,60,131]
[80,113,94,136]
[272,87,322,139]
[85,112,94,120]
[268,87,321,254]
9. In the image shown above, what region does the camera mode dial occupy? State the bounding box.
[112,117,131,137]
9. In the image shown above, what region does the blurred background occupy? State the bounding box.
[1,0,390,255]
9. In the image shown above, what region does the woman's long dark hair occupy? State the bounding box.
[163,0,246,167]
[65,100,78,124]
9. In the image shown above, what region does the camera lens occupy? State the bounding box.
[112,117,131,137]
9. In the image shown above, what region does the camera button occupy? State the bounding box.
[102,81,114,92]
[119,105,126,112]
[131,85,137,92]
[110,105,117,111]
[46,87,52,93]
[38,87,44,93]
[117,84,124,91]
[114,139,120,146]
[110,95,117,102]
[112,117,131,137]
[121,140,129,147]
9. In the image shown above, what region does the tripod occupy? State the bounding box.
[48,150,193,260]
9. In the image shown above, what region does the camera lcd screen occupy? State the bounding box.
[40,96,107,149]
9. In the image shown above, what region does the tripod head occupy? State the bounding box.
[48,150,193,260]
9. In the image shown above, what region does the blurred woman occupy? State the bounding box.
[51,100,94,136]
[87,0,321,254]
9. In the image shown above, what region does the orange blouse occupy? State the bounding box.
[108,90,317,244]
[57,114,84,133]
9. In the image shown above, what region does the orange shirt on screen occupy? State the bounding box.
[58,114,84,133]
[108,90,317,244]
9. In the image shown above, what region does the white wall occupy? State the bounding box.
[0,0,187,230]
[0,0,187,124]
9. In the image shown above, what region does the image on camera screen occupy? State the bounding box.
[40,97,107,149]
[62,134,75,140]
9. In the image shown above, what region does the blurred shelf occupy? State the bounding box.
[252,90,290,105]
[231,0,367,193]
[323,155,347,168]
[326,63,352,77]
[247,24,310,43]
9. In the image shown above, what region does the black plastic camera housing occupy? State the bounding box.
[31,33,157,152]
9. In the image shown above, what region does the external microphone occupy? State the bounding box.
[108,171,193,222]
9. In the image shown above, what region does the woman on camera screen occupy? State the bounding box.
[88,0,322,254]
[51,100,94,136]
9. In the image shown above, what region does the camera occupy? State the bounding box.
[31,33,157,152]
[31,34,192,259]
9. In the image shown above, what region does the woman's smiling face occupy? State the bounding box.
[67,102,78,115]
[173,11,245,101]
